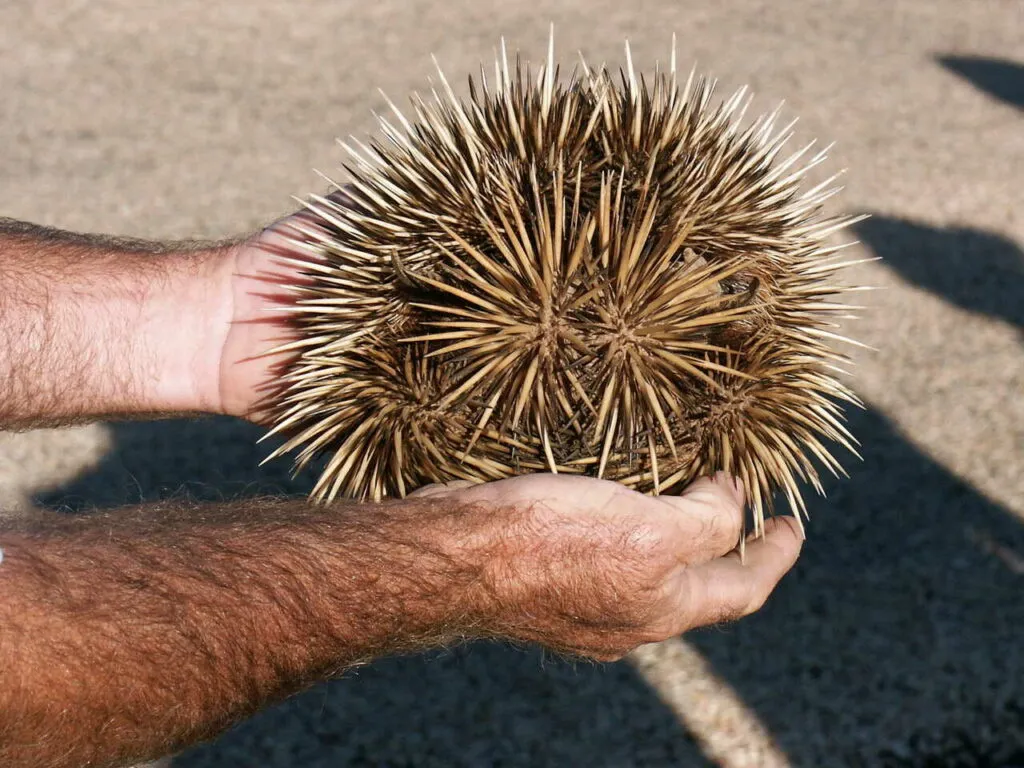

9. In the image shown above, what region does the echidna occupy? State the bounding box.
[260,35,865,535]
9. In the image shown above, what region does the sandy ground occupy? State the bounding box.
[2,0,1023,765]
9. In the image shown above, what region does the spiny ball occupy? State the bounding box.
[262,38,864,531]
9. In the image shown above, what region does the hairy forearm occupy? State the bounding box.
[0,218,233,428]
[0,495,486,768]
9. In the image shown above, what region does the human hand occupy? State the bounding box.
[416,472,803,661]
[212,207,328,421]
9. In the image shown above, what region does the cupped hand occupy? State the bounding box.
[419,472,804,661]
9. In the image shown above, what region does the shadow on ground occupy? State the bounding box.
[688,404,1024,766]
[180,641,710,767]
[853,214,1024,332]
[36,419,312,511]
[34,401,1024,766]
[936,55,1024,111]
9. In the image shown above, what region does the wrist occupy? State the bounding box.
[133,243,238,417]
[404,491,524,637]
[336,497,499,648]
[0,222,241,427]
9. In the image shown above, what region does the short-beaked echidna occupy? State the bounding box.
[260,36,865,534]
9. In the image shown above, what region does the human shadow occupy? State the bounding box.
[686,404,1024,766]
[936,55,1024,111]
[34,417,716,768]
[853,215,1024,332]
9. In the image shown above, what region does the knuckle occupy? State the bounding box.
[692,514,722,552]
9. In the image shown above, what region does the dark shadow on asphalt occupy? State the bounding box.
[853,214,1024,332]
[36,418,311,511]
[937,55,1024,111]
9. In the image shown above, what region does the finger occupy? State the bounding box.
[653,472,746,565]
[408,479,478,498]
[670,516,804,631]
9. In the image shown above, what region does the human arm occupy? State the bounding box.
[0,473,801,768]
[0,217,237,428]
